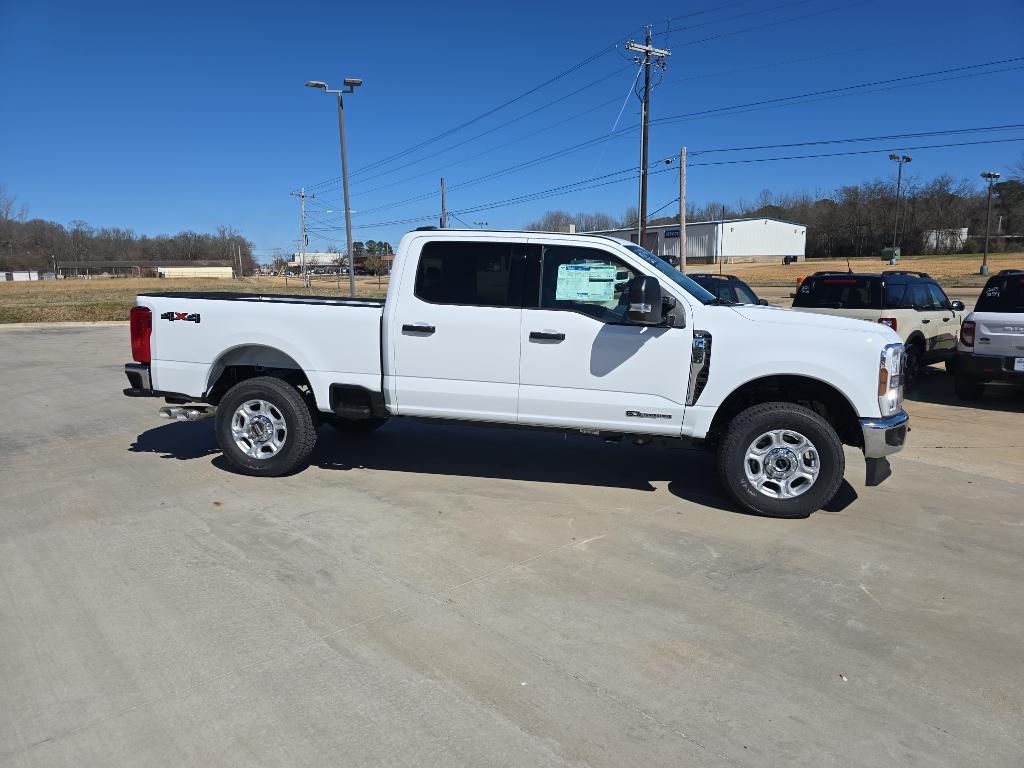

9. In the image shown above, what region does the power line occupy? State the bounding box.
[330,135,1024,231]
[313,45,885,202]
[314,57,1022,216]
[302,43,618,192]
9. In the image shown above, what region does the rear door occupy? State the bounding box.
[388,239,525,422]
[517,240,691,434]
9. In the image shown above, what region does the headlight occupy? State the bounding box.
[878,343,905,417]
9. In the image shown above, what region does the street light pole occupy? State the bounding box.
[306,78,362,298]
[889,153,912,249]
[980,171,1000,276]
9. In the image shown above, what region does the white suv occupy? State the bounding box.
[954,269,1024,400]
[792,270,966,385]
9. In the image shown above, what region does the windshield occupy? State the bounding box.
[624,245,717,304]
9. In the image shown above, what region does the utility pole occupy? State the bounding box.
[678,146,687,273]
[291,187,314,287]
[980,171,1001,276]
[440,177,447,228]
[305,79,363,297]
[625,27,670,248]
[888,153,912,250]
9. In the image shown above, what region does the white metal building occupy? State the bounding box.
[588,218,807,264]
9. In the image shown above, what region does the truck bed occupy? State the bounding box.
[139,291,385,308]
[136,291,385,409]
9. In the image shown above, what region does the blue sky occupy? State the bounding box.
[1,0,1022,260]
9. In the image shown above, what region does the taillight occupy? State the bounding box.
[130,306,152,363]
[960,320,975,347]
[878,317,898,332]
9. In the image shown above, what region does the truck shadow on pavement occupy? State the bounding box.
[313,419,858,516]
[128,417,858,516]
[129,419,220,460]
[906,365,1024,412]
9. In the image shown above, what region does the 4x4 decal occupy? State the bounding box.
[160,311,201,323]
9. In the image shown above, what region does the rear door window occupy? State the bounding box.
[883,282,906,309]
[415,241,521,307]
[975,276,1024,313]
[793,277,880,309]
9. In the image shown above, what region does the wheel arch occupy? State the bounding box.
[205,344,312,405]
[707,374,862,449]
[905,330,926,351]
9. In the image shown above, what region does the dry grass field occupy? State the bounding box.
[0,275,390,323]
[722,252,1024,287]
[2,252,1022,323]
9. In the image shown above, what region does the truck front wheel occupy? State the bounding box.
[214,376,318,476]
[717,402,845,518]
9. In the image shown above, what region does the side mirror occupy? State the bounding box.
[758,298,769,306]
[627,275,663,325]
[950,300,965,312]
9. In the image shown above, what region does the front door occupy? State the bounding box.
[518,241,691,434]
[389,239,524,422]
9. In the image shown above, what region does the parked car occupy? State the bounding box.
[792,270,966,385]
[123,229,908,518]
[953,269,1024,400]
[689,273,768,305]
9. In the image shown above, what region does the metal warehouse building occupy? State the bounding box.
[590,217,807,265]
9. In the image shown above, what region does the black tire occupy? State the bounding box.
[954,371,984,401]
[325,416,388,435]
[717,402,845,518]
[214,376,318,476]
[904,342,923,389]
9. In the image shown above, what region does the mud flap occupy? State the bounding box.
[865,457,892,487]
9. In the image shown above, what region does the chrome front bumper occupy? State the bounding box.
[858,411,908,487]
[860,411,909,459]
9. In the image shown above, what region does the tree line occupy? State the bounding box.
[0,187,256,274]
[525,157,1024,258]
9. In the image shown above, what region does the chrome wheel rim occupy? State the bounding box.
[231,399,287,459]
[744,429,820,499]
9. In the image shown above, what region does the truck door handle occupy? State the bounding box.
[402,323,435,334]
[529,331,565,341]
[921,319,930,324]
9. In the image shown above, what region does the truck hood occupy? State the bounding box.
[729,304,900,341]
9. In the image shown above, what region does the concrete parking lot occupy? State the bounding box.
[1,324,1022,767]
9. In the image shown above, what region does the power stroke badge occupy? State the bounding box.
[626,410,671,419]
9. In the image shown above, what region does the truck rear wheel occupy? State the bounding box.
[214,376,318,476]
[717,402,845,518]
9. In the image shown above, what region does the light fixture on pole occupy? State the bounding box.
[888,153,912,250]
[980,171,1000,276]
[473,221,488,229]
[306,78,363,298]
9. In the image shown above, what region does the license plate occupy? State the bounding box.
[1015,358,1024,372]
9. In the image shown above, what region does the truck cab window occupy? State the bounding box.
[539,245,636,323]
[414,241,517,307]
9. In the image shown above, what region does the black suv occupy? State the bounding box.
[689,273,767,305]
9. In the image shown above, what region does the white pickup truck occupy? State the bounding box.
[124,229,909,518]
